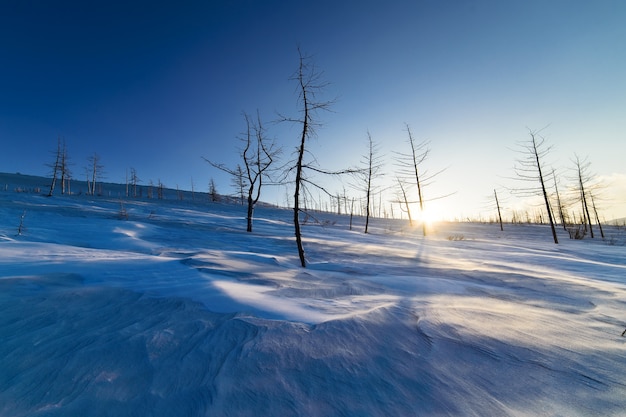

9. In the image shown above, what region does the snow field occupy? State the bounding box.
[1,191,625,416]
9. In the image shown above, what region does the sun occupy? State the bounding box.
[415,207,440,226]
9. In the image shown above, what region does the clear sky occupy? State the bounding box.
[1,0,625,221]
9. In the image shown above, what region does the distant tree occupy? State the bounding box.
[395,177,413,226]
[59,139,71,195]
[354,132,385,233]
[570,154,606,239]
[394,124,450,236]
[590,193,605,239]
[494,189,504,231]
[47,137,62,196]
[130,168,140,198]
[86,153,103,196]
[209,178,219,202]
[512,128,558,244]
[231,164,247,205]
[551,169,568,230]
[147,180,154,199]
[157,180,164,200]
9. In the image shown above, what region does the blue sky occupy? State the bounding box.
[1,0,625,220]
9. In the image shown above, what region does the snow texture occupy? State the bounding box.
[1,189,625,416]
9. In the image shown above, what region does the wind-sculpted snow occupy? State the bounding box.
[1,192,626,416]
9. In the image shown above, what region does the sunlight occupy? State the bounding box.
[414,207,441,226]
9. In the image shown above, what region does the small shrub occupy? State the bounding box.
[567,226,586,240]
[118,202,129,220]
[17,211,26,235]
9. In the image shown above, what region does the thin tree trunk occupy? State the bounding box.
[591,195,605,239]
[531,134,558,244]
[294,78,308,267]
[494,189,504,231]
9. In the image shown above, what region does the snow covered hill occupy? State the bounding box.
[1,190,625,416]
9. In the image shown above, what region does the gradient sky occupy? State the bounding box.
[2,0,625,221]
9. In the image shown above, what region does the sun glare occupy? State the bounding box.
[415,208,440,226]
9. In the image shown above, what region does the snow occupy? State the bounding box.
[1,189,626,416]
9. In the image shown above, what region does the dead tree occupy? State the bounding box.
[552,169,568,230]
[86,153,103,196]
[512,128,558,244]
[572,154,596,238]
[354,132,385,233]
[494,189,504,231]
[394,124,450,236]
[209,178,219,202]
[396,177,413,226]
[130,168,140,198]
[59,139,70,195]
[232,164,247,205]
[205,111,279,232]
[47,137,62,196]
[284,49,340,267]
[591,193,605,239]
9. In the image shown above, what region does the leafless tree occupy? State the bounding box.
[130,168,140,198]
[86,153,103,196]
[155,180,163,199]
[394,124,450,236]
[282,49,358,267]
[494,189,504,231]
[60,140,70,194]
[209,178,219,202]
[232,164,247,205]
[512,128,558,244]
[206,111,279,231]
[551,169,568,230]
[47,137,62,196]
[46,137,71,196]
[395,177,413,226]
[570,154,607,239]
[353,132,385,233]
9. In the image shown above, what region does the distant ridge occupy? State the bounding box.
[0,172,277,208]
[0,172,220,202]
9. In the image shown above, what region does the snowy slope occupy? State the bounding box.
[1,191,625,416]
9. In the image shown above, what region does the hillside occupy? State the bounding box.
[1,188,625,416]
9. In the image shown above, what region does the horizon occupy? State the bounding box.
[2,170,625,225]
[1,1,625,221]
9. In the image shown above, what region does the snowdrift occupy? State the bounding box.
[1,191,625,416]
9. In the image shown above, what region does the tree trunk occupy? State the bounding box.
[531,134,558,244]
[494,189,503,231]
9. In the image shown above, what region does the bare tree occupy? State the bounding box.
[205,111,279,232]
[494,189,504,231]
[354,132,385,233]
[512,128,558,244]
[232,164,247,205]
[573,154,595,238]
[47,137,62,196]
[283,49,339,267]
[552,169,568,230]
[394,124,450,236]
[395,177,413,226]
[157,180,164,200]
[209,178,219,202]
[86,153,103,196]
[59,139,71,195]
[570,154,606,239]
[130,168,140,198]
